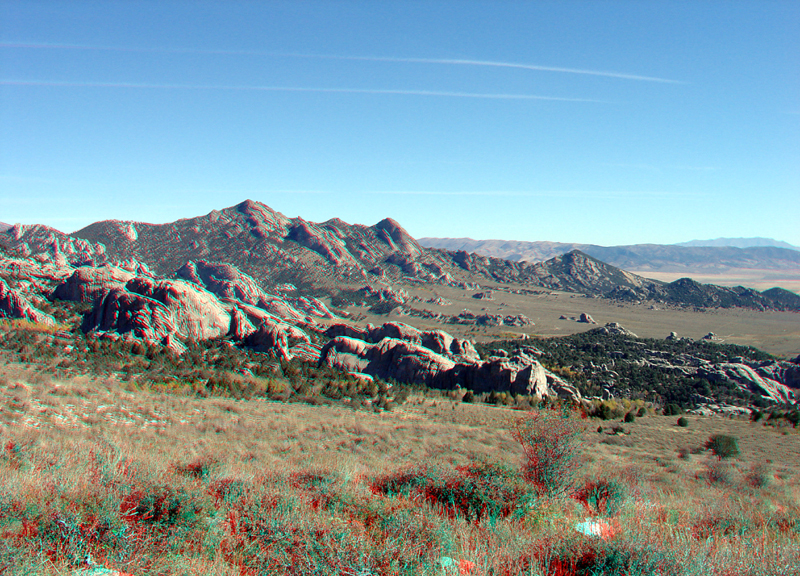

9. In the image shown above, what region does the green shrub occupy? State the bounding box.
[663,403,683,416]
[677,416,689,427]
[575,478,627,515]
[706,434,740,459]
[372,460,535,523]
[624,412,636,423]
[510,410,584,497]
[636,407,647,417]
[462,390,474,403]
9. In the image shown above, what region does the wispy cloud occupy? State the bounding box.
[294,54,683,84]
[368,190,700,198]
[599,162,718,171]
[0,79,610,102]
[1,42,683,84]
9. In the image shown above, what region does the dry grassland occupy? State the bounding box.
[1,364,798,575]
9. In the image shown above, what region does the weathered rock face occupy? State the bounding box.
[319,335,580,400]
[320,337,457,386]
[699,362,799,405]
[578,313,597,324]
[52,265,135,303]
[244,320,292,360]
[177,261,266,305]
[83,287,178,347]
[0,278,56,326]
[176,260,310,323]
[81,277,232,351]
[324,322,480,363]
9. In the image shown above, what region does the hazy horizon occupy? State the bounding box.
[2,1,798,245]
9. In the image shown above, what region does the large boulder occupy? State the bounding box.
[82,277,232,349]
[176,260,308,322]
[124,277,231,340]
[52,265,134,303]
[319,336,581,401]
[319,337,456,385]
[369,321,423,344]
[420,329,481,363]
[83,288,178,346]
[324,322,480,363]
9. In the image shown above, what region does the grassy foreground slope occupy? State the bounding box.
[1,355,798,575]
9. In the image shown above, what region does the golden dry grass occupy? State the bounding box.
[1,364,798,575]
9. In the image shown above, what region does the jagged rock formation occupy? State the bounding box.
[0,278,56,325]
[53,265,136,303]
[699,363,799,405]
[319,335,580,400]
[81,277,232,352]
[45,260,322,357]
[2,223,107,266]
[578,313,597,324]
[324,321,480,363]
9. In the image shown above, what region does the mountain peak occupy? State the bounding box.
[374,217,421,255]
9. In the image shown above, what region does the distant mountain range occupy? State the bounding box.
[2,201,798,312]
[677,237,799,250]
[418,237,800,273]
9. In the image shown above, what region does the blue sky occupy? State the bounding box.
[1,1,798,246]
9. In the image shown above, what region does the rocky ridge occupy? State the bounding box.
[3,200,797,312]
[0,249,583,400]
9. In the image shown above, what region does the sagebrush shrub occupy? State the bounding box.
[576,477,627,515]
[371,460,535,523]
[706,434,740,459]
[677,416,689,427]
[510,409,584,497]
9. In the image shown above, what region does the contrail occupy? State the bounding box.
[1,42,682,84]
[0,79,611,102]
[293,54,683,84]
[369,190,693,198]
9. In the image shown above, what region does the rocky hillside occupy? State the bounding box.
[0,222,11,233]
[420,237,800,273]
[2,200,798,312]
[2,247,796,409]
[483,325,800,409]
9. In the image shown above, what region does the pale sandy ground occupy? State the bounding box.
[341,281,800,358]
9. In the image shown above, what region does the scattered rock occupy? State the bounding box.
[578,313,597,324]
[472,290,494,300]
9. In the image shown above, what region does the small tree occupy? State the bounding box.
[510,409,584,497]
[706,434,740,459]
